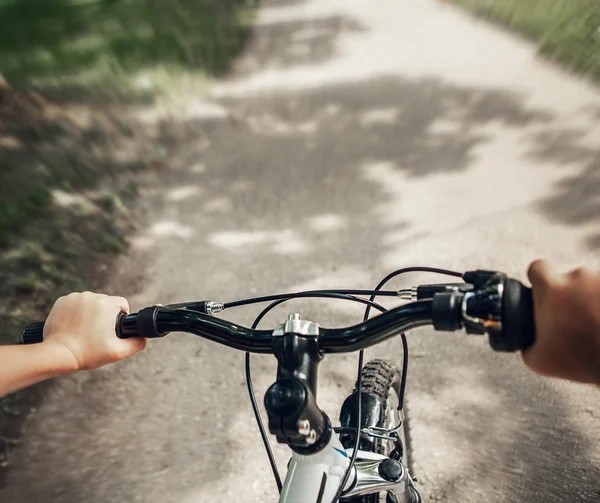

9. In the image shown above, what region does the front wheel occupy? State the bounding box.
[339,359,415,502]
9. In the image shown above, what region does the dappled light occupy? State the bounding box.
[525,128,600,250]
[207,228,309,255]
[2,0,600,502]
[232,15,367,78]
[150,221,194,239]
[51,189,98,214]
[271,229,309,255]
[208,230,270,248]
[182,101,230,121]
[202,197,234,213]
[359,107,401,126]
[246,114,319,135]
[427,117,464,136]
[165,186,202,202]
[0,135,22,149]
[307,213,346,233]
[129,235,155,252]
[403,327,600,501]
[230,180,254,192]
[188,163,208,174]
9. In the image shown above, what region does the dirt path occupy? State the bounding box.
[1,0,600,502]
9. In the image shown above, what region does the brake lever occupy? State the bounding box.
[432,272,536,352]
[462,269,499,288]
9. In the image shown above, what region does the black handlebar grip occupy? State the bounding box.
[496,279,536,352]
[21,322,45,345]
[117,307,168,339]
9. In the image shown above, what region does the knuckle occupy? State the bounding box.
[527,260,548,285]
[54,295,67,305]
[117,296,129,309]
[528,259,543,272]
[109,348,124,362]
[568,267,587,280]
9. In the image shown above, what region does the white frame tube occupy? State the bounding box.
[279,433,353,503]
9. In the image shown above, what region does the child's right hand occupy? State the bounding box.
[524,260,600,386]
[43,292,147,371]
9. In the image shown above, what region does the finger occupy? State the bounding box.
[112,296,130,314]
[527,259,554,289]
[119,336,147,356]
[52,295,67,308]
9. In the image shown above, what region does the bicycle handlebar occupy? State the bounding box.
[110,300,432,353]
[21,272,535,353]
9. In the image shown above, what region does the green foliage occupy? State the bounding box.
[0,189,50,246]
[456,0,600,81]
[0,0,257,84]
[0,0,259,350]
[98,232,126,253]
[0,0,258,246]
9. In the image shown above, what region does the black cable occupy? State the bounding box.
[362,266,462,321]
[363,266,462,412]
[242,267,460,499]
[332,266,462,502]
[225,289,397,310]
[399,329,409,411]
[250,293,386,327]
[332,348,364,503]
[245,352,283,492]
[333,427,357,435]
[245,293,387,495]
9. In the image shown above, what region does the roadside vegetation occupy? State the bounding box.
[0,0,257,467]
[455,0,600,82]
[0,0,256,341]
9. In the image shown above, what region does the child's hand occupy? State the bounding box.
[524,260,600,386]
[43,292,147,371]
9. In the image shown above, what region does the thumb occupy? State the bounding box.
[527,259,555,289]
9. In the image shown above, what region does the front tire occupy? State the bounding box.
[339,359,408,502]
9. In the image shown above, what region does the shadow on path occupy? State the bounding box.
[528,129,600,251]
[2,2,600,501]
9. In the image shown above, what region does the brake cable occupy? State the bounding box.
[331,266,462,503]
[214,267,462,499]
[247,293,387,493]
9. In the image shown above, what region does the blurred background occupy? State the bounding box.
[0,0,599,502]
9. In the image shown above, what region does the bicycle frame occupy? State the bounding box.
[280,437,415,502]
[279,433,350,502]
[265,315,418,503]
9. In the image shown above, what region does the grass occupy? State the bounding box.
[0,0,258,462]
[455,0,600,82]
[0,0,259,346]
[0,0,257,86]
[0,0,258,247]
[0,189,50,246]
